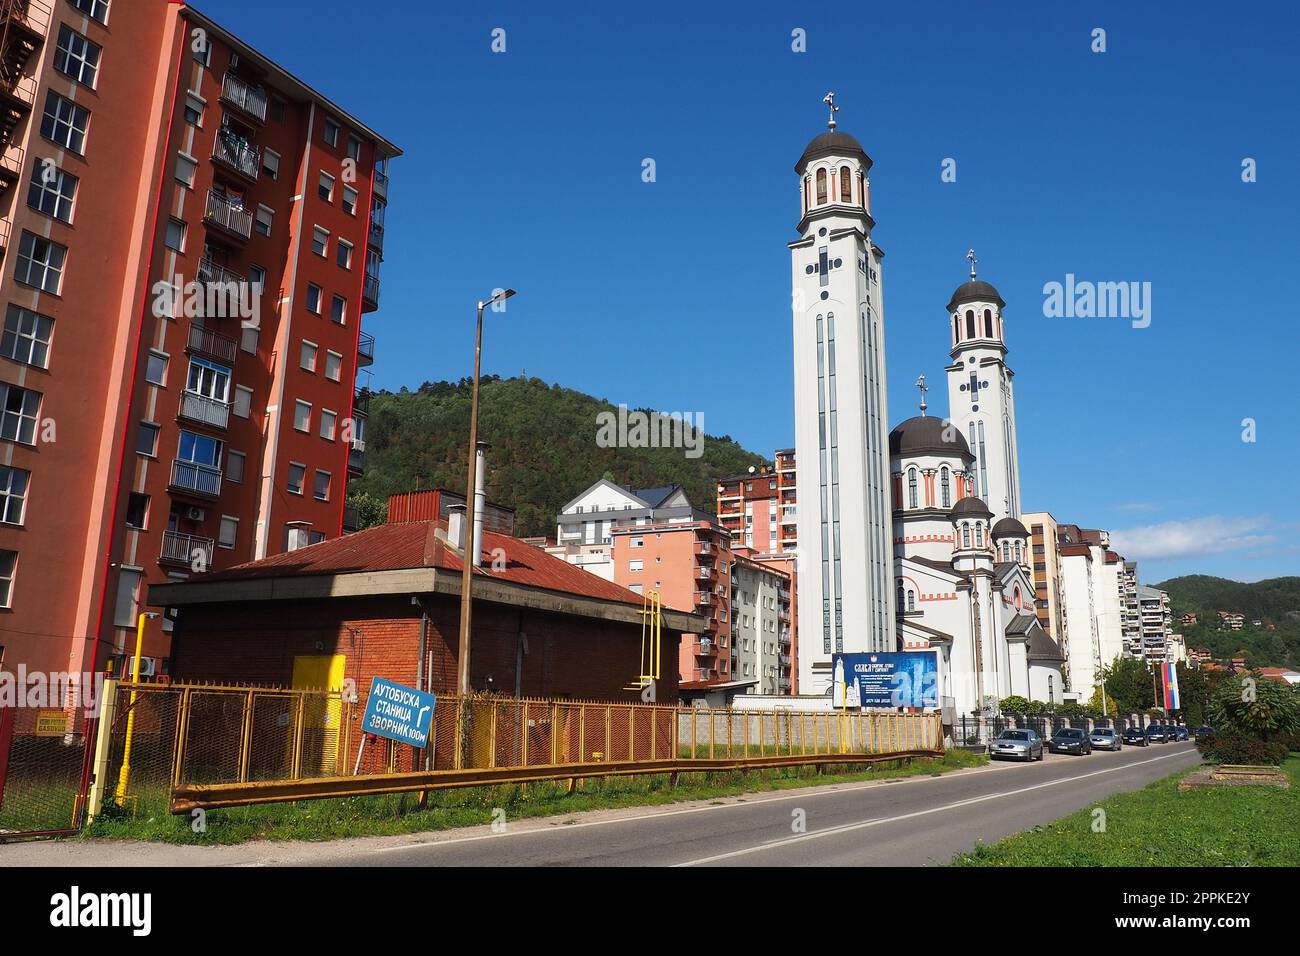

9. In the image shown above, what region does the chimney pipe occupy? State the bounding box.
[472,440,488,568]
[447,503,467,550]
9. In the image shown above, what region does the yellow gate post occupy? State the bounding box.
[114,612,156,806]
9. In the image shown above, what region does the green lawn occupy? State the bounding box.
[952,755,1300,867]
[82,750,986,845]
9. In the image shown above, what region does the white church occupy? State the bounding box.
[791,96,1064,717]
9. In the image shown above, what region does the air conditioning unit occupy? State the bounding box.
[135,657,157,678]
[352,438,367,452]
[185,506,206,522]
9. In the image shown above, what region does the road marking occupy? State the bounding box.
[365,745,1192,859]
[671,748,1196,867]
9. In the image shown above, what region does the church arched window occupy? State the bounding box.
[962,523,971,549]
[907,590,916,613]
[983,309,993,337]
[816,167,827,204]
[1015,540,1023,563]
[975,524,984,548]
[840,166,852,202]
[965,310,976,339]
[940,467,951,507]
[897,579,905,611]
[908,468,918,508]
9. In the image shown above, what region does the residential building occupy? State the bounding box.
[1217,611,1244,630]
[1023,510,1071,686]
[715,451,797,555]
[1137,584,1172,663]
[1057,525,1125,696]
[729,548,792,695]
[1119,561,1141,655]
[556,480,708,547]
[0,1,400,685]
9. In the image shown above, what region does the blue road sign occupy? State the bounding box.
[361,677,436,748]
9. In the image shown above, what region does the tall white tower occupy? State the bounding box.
[944,252,1022,522]
[791,95,894,693]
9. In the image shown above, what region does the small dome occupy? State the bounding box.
[889,415,974,461]
[796,130,869,172]
[946,279,1005,313]
[991,517,1030,540]
[950,495,993,520]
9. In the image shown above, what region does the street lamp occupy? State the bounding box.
[457,288,516,696]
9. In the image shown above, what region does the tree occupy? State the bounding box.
[1208,674,1300,742]
[1097,656,1155,715]
[1174,661,1209,725]
[1087,686,1118,718]
[1000,695,1030,715]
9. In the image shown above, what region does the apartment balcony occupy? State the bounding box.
[160,530,214,569]
[357,330,375,367]
[777,678,792,691]
[342,505,360,534]
[220,72,268,123]
[352,386,371,417]
[693,541,713,556]
[694,639,719,658]
[0,218,9,261]
[178,391,230,430]
[368,215,384,253]
[204,190,253,241]
[170,460,222,499]
[362,272,381,312]
[372,167,388,201]
[691,669,718,683]
[0,143,21,195]
[0,74,37,152]
[348,445,366,476]
[196,255,247,292]
[695,566,715,581]
[186,324,238,364]
[693,591,716,608]
[212,131,261,182]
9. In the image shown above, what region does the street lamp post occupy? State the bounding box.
[456,289,516,696]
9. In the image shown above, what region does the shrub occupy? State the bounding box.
[1195,731,1290,766]
[1207,674,1300,741]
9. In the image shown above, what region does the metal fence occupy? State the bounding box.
[951,713,1163,748]
[0,704,96,839]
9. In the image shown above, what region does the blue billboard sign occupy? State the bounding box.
[361,677,436,748]
[831,652,938,709]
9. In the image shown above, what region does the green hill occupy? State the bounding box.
[1157,574,1300,669]
[347,375,771,538]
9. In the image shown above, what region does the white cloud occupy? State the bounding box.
[1109,515,1275,561]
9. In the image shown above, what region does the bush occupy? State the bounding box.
[1195,731,1290,766]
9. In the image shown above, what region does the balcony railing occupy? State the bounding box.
[160,531,214,568]
[352,387,371,417]
[694,591,716,607]
[196,256,246,289]
[357,330,375,366]
[170,459,222,498]
[178,391,230,430]
[362,272,381,309]
[372,167,389,200]
[220,72,268,123]
[369,217,384,252]
[204,190,252,240]
[694,640,718,657]
[186,324,238,364]
[342,505,361,533]
[348,446,366,474]
[213,131,261,182]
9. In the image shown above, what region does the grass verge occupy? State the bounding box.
[951,754,1300,867]
[82,750,986,845]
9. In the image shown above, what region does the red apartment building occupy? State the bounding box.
[0,1,399,687]
[715,449,797,555]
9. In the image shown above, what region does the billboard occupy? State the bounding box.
[831,652,939,710]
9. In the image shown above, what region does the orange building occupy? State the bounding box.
[715,448,797,554]
[0,2,399,685]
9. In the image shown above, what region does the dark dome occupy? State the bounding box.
[991,517,1030,540]
[795,130,869,171]
[946,279,1005,313]
[950,495,993,519]
[889,415,974,461]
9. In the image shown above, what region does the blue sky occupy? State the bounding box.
[204,0,1299,583]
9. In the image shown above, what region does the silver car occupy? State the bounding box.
[989,729,1044,762]
[1089,727,1122,751]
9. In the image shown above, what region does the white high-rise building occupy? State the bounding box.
[790,96,894,693]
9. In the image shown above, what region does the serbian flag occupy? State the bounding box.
[1162,662,1180,711]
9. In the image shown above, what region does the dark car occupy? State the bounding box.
[1146,725,1168,743]
[990,729,1044,762]
[1193,726,1214,740]
[1175,726,1190,741]
[1089,727,1122,751]
[1122,725,1149,746]
[1048,727,1092,755]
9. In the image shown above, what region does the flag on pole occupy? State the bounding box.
[1162,662,1180,711]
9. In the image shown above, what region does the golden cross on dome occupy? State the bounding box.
[966,248,978,281]
[915,374,929,416]
[823,91,839,130]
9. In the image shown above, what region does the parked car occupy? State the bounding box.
[1146,725,1168,743]
[989,729,1044,762]
[1122,725,1149,746]
[1089,727,1122,751]
[1193,726,1214,740]
[1174,726,1190,741]
[1048,727,1092,755]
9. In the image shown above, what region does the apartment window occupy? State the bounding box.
[0,549,16,608]
[28,164,79,222]
[347,136,362,162]
[0,466,29,525]
[249,265,266,294]
[145,351,167,385]
[313,469,331,501]
[193,35,212,67]
[178,429,222,469]
[239,325,258,354]
[2,305,53,369]
[628,559,643,572]
[72,0,111,26]
[218,516,238,549]
[233,384,253,418]
[184,93,204,126]
[318,171,334,202]
[311,227,328,257]
[41,93,90,154]
[630,537,644,548]
[319,409,336,441]
[254,205,273,237]
[269,95,287,123]
[174,153,197,188]
[324,350,342,381]
[336,240,353,270]
[262,148,280,181]
[186,357,229,402]
[125,492,149,530]
[293,400,311,432]
[323,118,340,147]
[287,462,306,495]
[306,283,322,313]
[112,567,140,627]
[299,340,317,372]
[342,186,358,216]
[15,232,67,294]
[226,450,245,483]
[54,25,102,88]
[0,383,41,444]
[136,422,159,457]
[164,218,187,253]
[330,295,346,325]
